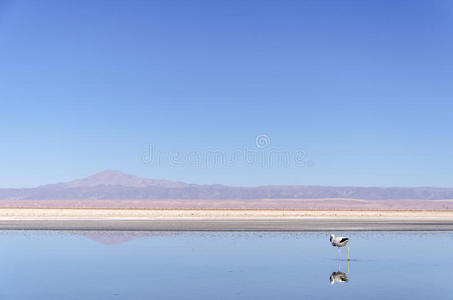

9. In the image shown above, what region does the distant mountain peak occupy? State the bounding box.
[85,170,137,182]
[93,170,127,177]
[54,170,187,188]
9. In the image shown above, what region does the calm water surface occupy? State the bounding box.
[0,231,452,299]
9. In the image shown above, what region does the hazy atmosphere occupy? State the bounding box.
[1,0,453,188]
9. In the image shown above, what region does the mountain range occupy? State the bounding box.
[1,170,453,201]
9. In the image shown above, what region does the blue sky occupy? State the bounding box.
[1,0,452,187]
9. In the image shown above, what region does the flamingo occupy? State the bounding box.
[330,234,350,260]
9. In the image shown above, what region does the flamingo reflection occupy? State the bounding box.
[329,259,350,285]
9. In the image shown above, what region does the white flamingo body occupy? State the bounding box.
[330,234,350,260]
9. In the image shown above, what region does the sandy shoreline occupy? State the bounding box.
[0,208,452,231]
[1,208,453,219]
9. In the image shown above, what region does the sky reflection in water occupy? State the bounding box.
[0,231,451,299]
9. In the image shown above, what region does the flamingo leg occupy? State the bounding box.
[346,259,350,274]
[347,246,350,261]
[338,247,341,259]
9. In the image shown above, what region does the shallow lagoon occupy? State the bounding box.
[0,231,452,299]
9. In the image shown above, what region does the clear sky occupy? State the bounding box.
[1,0,452,188]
